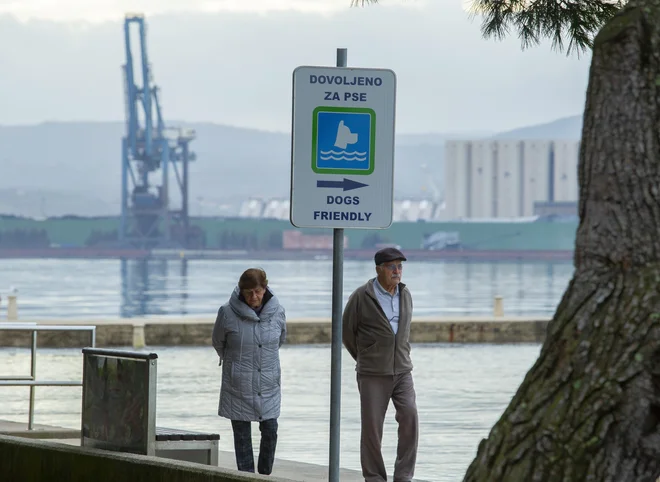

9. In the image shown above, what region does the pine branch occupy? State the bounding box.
[468,0,626,55]
[351,0,626,55]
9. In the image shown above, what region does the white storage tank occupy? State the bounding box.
[522,141,551,216]
[417,200,435,220]
[392,200,405,222]
[469,141,496,218]
[398,199,414,221]
[443,140,470,220]
[495,140,523,217]
[553,140,580,202]
[238,199,264,218]
[261,199,291,220]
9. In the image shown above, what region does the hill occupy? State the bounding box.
[493,114,583,139]
[0,115,582,218]
[0,122,458,217]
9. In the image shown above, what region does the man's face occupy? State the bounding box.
[242,286,266,308]
[376,260,403,288]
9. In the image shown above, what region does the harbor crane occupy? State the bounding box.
[120,13,196,249]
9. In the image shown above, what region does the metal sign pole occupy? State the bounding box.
[329,46,347,482]
[290,46,396,480]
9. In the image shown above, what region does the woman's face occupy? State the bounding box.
[242,286,266,308]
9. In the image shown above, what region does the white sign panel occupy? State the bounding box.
[290,66,396,229]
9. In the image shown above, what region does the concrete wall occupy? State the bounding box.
[0,434,288,482]
[411,319,548,344]
[0,318,550,348]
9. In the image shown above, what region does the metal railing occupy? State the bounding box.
[0,323,97,430]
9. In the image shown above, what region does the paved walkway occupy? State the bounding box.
[0,419,78,439]
[2,419,430,482]
[51,438,367,481]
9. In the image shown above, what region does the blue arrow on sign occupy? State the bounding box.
[316,178,368,192]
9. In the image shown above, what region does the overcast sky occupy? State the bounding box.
[0,0,591,134]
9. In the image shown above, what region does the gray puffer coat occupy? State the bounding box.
[212,286,287,422]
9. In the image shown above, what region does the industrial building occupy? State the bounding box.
[443,139,580,220]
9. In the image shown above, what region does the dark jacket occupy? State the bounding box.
[342,278,413,376]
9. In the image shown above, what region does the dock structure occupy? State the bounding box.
[0,315,551,348]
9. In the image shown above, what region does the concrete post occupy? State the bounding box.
[7,295,18,321]
[493,296,504,317]
[132,323,146,349]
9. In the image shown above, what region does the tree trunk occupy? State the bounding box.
[463,3,660,481]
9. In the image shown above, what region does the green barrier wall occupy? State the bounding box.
[0,216,579,251]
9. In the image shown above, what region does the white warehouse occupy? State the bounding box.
[443,139,580,220]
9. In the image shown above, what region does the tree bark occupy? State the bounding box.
[463,2,660,481]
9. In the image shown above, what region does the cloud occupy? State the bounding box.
[0,0,426,22]
[0,0,590,134]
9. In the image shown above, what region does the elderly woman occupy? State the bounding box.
[212,268,287,475]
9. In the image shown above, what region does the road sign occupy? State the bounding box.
[290,66,396,229]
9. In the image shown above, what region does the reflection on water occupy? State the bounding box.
[0,259,574,319]
[120,259,190,318]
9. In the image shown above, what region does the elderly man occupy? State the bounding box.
[342,247,419,482]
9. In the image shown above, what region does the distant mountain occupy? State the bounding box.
[0,115,584,218]
[0,122,451,218]
[493,114,583,139]
[396,131,492,146]
[0,188,110,220]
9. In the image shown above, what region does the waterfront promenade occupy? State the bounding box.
[0,314,549,480]
[0,337,544,479]
[0,314,551,347]
[0,420,431,481]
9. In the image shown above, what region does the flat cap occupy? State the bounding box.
[374,247,407,265]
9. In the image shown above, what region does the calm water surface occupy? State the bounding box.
[0,259,573,319]
[0,259,559,479]
[0,343,542,481]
